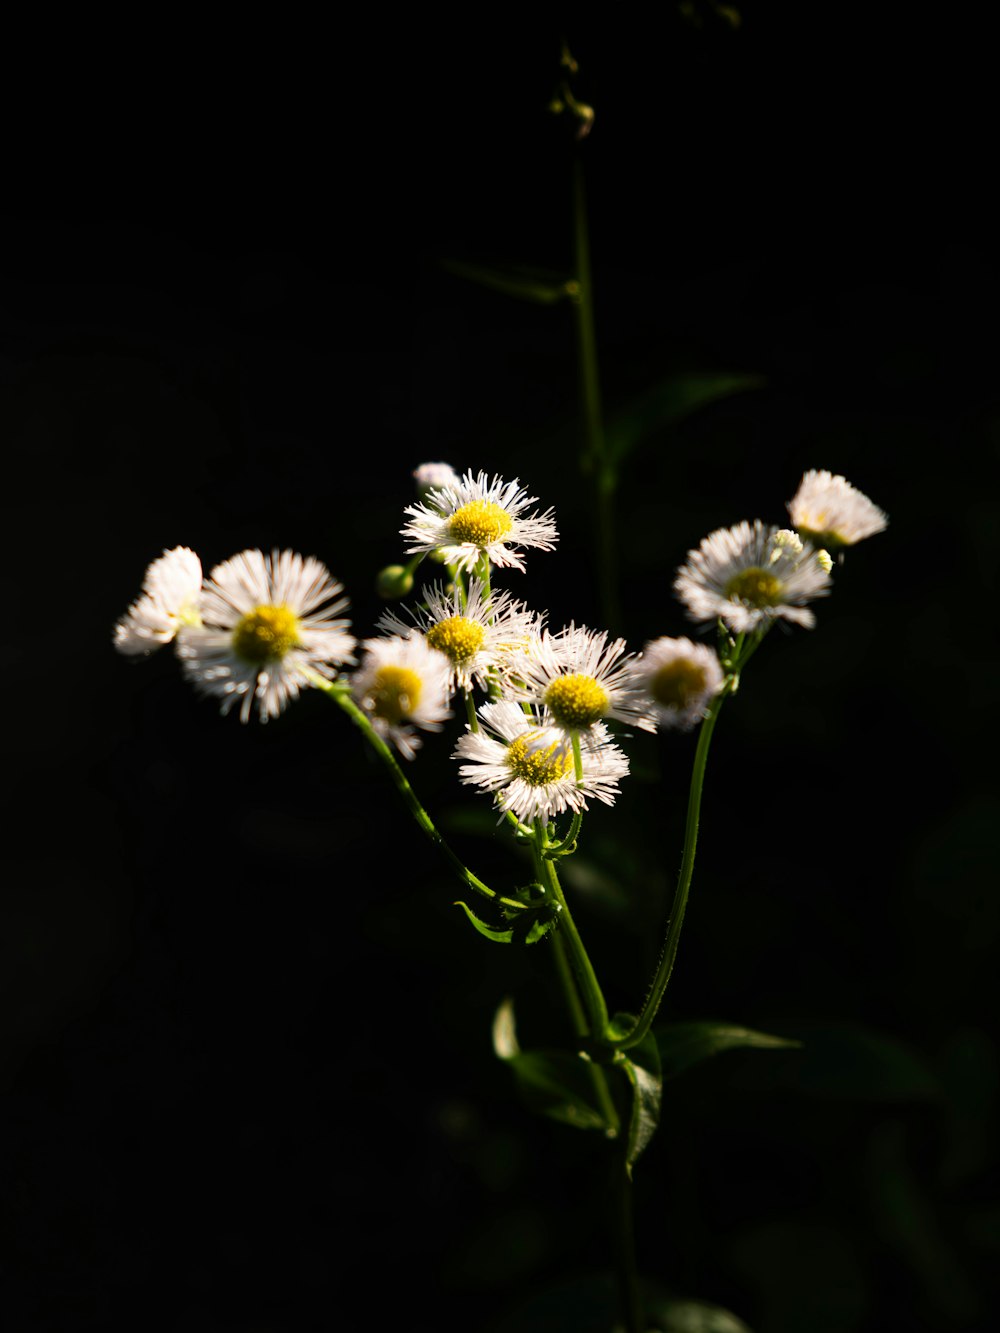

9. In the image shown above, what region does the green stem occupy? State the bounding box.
[572,154,620,633]
[614,685,730,1051]
[318,680,527,915]
[544,808,583,857]
[535,819,609,1039]
[614,1146,644,1333]
[463,689,479,733]
[532,833,619,1133]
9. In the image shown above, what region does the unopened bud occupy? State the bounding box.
[376,564,414,599]
[816,549,834,573]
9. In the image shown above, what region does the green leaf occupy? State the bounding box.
[765,1022,941,1102]
[656,1021,801,1080]
[505,1049,614,1132]
[614,1028,662,1176]
[492,996,520,1059]
[494,1009,614,1132]
[441,257,577,305]
[651,1296,754,1332]
[454,900,516,943]
[489,1272,754,1333]
[608,372,764,464]
[455,900,558,946]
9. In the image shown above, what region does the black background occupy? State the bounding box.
[2,10,998,1332]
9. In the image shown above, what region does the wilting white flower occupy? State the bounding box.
[413,461,459,498]
[674,520,831,632]
[454,700,629,824]
[114,546,204,655]
[788,470,887,547]
[377,578,540,694]
[401,470,558,574]
[504,624,656,737]
[351,633,452,760]
[176,549,355,723]
[632,637,724,731]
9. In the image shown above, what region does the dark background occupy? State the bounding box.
[2,10,997,1331]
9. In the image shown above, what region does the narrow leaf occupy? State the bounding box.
[608,372,764,464]
[454,900,515,943]
[441,257,576,305]
[610,1013,662,1175]
[492,997,520,1060]
[656,1021,801,1080]
[507,1050,615,1133]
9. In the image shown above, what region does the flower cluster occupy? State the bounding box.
[115,465,885,813]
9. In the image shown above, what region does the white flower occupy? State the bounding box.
[113,546,204,655]
[401,469,558,574]
[788,470,887,547]
[454,700,629,824]
[504,624,656,737]
[351,633,452,760]
[674,520,831,632]
[413,461,459,498]
[632,637,725,731]
[176,549,356,722]
[376,577,540,695]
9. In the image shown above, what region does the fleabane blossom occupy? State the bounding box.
[401,470,558,574]
[632,637,724,731]
[377,578,540,695]
[788,470,887,547]
[176,549,356,723]
[504,625,657,739]
[454,701,629,824]
[113,546,203,655]
[413,461,459,498]
[351,633,452,760]
[674,520,831,632]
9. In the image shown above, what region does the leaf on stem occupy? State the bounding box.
[655,1021,801,1080]
[493,999,616,1134]
[612,1022,662,1177]
[441,258,577,305]
[503,1049,615,1133]
[608,372,764,465]
[455,899,560,946]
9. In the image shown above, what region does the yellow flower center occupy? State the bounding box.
[231,604,300,664]
[649,659,708,709]
[725,568,783,607]
[506,734,573,786]
[448,499,513,547]
[544,673,610,729]
[426,615,486,665]
[796,511,847,547]
[369,665,423,726]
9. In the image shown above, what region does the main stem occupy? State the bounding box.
[615,686,729,1051]
[572,154,620,633]
[535,820,610,1039]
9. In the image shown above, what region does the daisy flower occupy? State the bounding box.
[454,701,629,824]
[176,549,356,723]
[401,469,558,574]
[788,470,887,547]
[351,633,452,760]
[674,520,831,632]
[505,625,657,738]
[113,546,204,655]
[632,637,725,731]
[413,461,459,498]
[376,577,540,694]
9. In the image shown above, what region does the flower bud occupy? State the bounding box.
[376,564,414,599]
